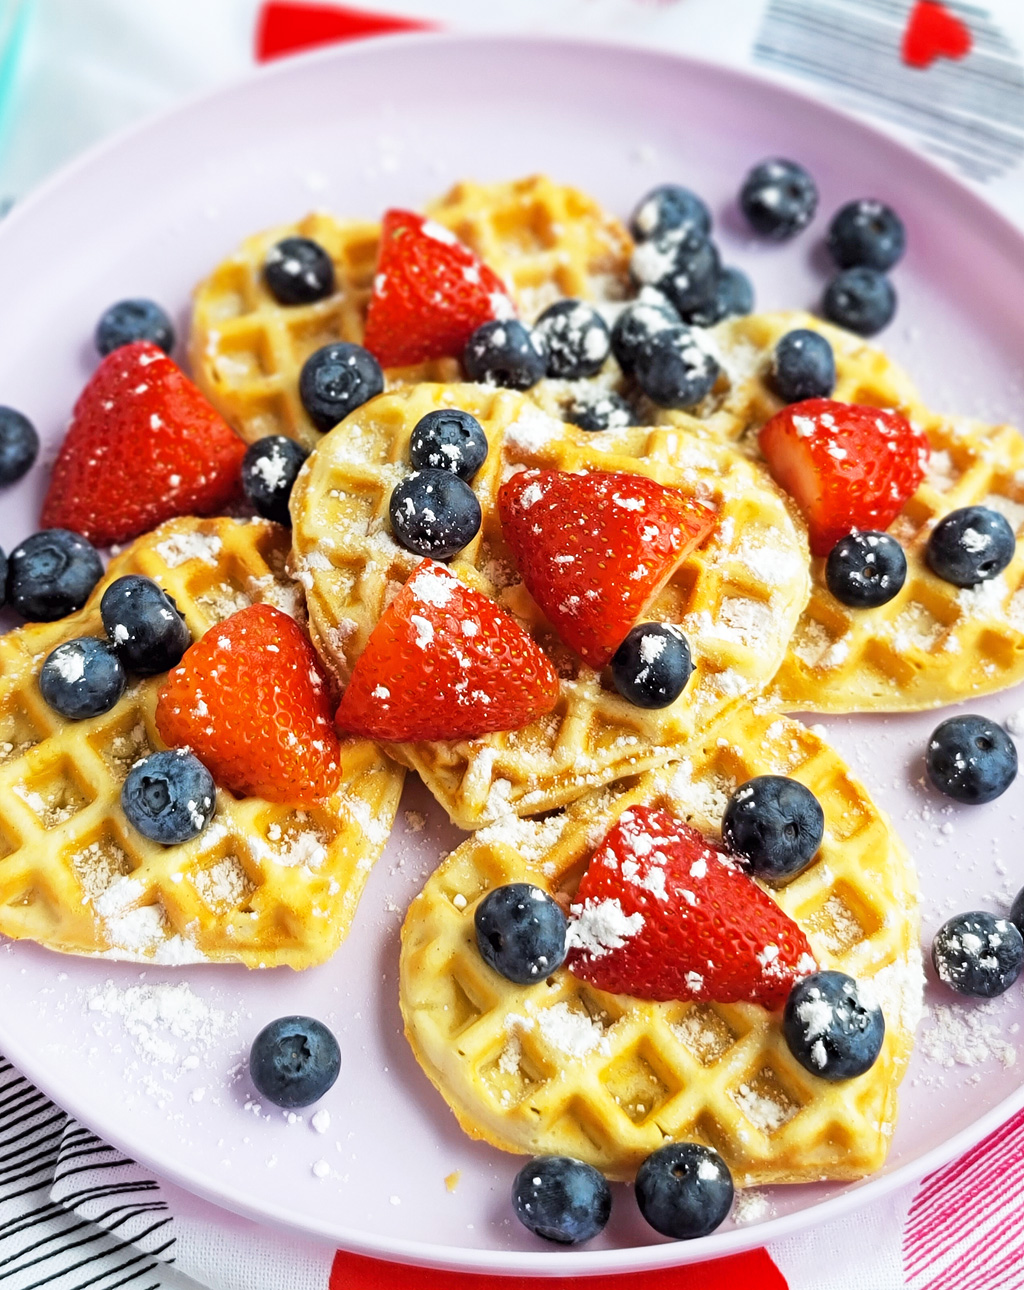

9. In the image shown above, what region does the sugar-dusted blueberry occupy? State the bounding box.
[565,389,634,433]
[739,159,818,240]
[95,299,175,357]
[611,622,692,708]
[250,1015,341,1108]
[826,531,907,609]
[926,505,1015,588]
[633,327,719,409]
[1010,886,1024,941]
[389,468,481,561]
[100,574,192,675]
[242,435,309,526]
[925,714,1017,805]
[0,406,40,485]
[609,292,681,372]
[263,236,335,305]
[783,970,885,1079]
[722,775,824,882]
[121,749,216,845]
[822,267,896,336]
[475,883,568,985]
[681,265,755,328]
[535,299,610,380]
[39,637,126,720]
[409,408,488,480]
[630,228,720,315]
[770,329,836,403]
[932,911,1024,998]
[512,1156,611,1245]
[462,319,547,390]
[7,529,103,621]
[635,1143,734,1240]
[828,199,906,272]
[630,184,711,243]
[299,342,384,433]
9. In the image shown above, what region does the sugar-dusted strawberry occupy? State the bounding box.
[362,210,515,368]
[335,559,558,742]
[565,805,816,1009]
[759,397,929,557]
[499,469,716,670]
[42,342,246,547]
[155,603,340,806]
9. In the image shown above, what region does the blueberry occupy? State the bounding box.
[1010,886,1024,941]
[565,389,634,433]
[822,267,896,336]
[783,970,885,1079]
[0,547,6,610]
[925,714,1017,805]
[828,200,906,272]
[121,749,216,844]
[610,294,681,372]
[611,623,692,708]
[7,529,103,621]
[389,469,481,560]
[299,342,384,433]
[100,575,191,675]
[770,329,836,403]
[249,1016,341,1108]
[95,299,175,357]
[630,228,720,315]
[926,505,1015,588]
[722,775,824,883]
[38,637,126,720]
[462,319,547,390]
[0,406,39,485]
[630,184,712,243]
[932,911,1024,998]
[409,409,488,480]
[512,1156,611,1245]
[635,1143,733,1240]
[263,237,335,305]
[475,883,568,985]
[535,300,610,380]
[825,531,907,608]
[681,266,754,328]
[241,435,309,526]
[633,327,719,409]
[739,159,818,240]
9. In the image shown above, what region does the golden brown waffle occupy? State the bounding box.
[290,382,810,829]
[0,517,404,967]
[400,707,921,1185]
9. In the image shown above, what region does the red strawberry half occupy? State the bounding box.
[565,805,816,1009]
[42,341,246,548]
[759,397,929,557]
[499,469,716,669]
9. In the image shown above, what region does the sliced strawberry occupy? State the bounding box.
[565,805,816,1009]
[42,342,246,548]
[155,603,340,806]
[335,559,558,742]
[499,469,716,670]
[758,397,929,557]
[361,209,515,368]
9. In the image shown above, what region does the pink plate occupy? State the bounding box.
[2,32,1024,1275]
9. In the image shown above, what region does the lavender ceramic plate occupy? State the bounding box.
[2,33,1024,1275]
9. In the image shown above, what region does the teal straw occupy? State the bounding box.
[0,0,31,179]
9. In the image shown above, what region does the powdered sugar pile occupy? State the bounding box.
[85,980,233,1068]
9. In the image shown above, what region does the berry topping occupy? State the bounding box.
[635,1143,733,1240]
[95,299,175,357]
[1010,887,1024,941]
[121,749,216,845]
[262,236,335,305]
[630,228,720,315]
[462,319,547,390]
[925,505,1016,587]
[630,184,712,244]
[7,529,103,621]
[826,531,907,608]
[242,435,309,526]
[632,327,719,409]
[298,341,384,434]
[758,398,928,557]
[100,575,192,675]
[565,805,816,1008]
[41,342,246,548]
[156,603,341,805]
[388,468,481,561]
[739,158,818,240]
[827,200,906,272]
[782,970,885,1079]
[822,267,897,336]
[925,714,1017,805]
[409,408,488,480]
[499,468,716,669]
[565,388,633,433]
[932,912,1024,998]
[681,264,754,327]
[335,560,560,743]
[474,883,568,984]
[610,622,693,708]
[722,776,824,883]
[362,209,514,368]
[39,637,126,720]
[534,299,611,379]
[249,1016,341,1108]
[610,293,681,373]
[511,1156,611,1245]
[0,406,39,485]
[0,548,6,611]
[770,329,837,403]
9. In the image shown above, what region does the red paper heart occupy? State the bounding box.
[901,1,972,69]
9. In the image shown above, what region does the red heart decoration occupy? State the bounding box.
[902,1,972,68]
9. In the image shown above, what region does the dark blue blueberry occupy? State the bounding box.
[828,200,906,272]
[475,883,568,985]
[681,266,755,328]
[535,300,610,380]
[825,531,907,608]
[0,547,6,611]
[409,409,488,480]
[635,1143,734,1240]
[771,329,836,403]
[925,714,1017,805]
[926,505,1015,588]
[7,529,103,621]
[822,267,896,336]
[389,468,481,560]
[630,184,712,244]
[95,299,175,357]
[38,637,126,720]
[263,237,335,305]
[610,294,681,372]
[932,912,1024,998]
[100,575,191,675]
[722,775,824,882]
[611,623,692,708]
[241,435,309,526]
[0,406,39,485]
[462,319,547,390]
[566,389,634,433]
[739,159,817,240]
[633,327,719,409]
[511,1156,611,1244]
[630,228,720,315]
[783,970,885,1079]
[121,749,216,844]
[1010,886,1024,941]
[249,1016,341,1108]
[299,342,384,433]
